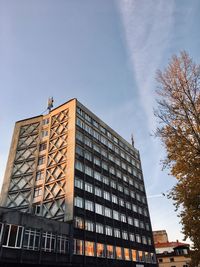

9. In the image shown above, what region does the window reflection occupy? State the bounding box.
[96,243,105,257]
[85,241,95,256]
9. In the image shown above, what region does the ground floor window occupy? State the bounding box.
[3,224,23,248]
[85,241,95,256]
[74,239,84,255]
[42,232,56,252]
[23,228,40,250]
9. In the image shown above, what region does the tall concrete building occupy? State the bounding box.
[0,98,157,267]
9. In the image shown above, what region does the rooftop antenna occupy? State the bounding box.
[47,97,54,112]
[131,133,134,147]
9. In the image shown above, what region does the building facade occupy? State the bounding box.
[0,98,157,267]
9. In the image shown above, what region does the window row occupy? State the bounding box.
[76,107,139,159]
[74,197,150,231]
[74,239,156,263]
[0,223,69,254]
[76,125,140,171]
[76,145,143,187]
[75,161,146,204]
[74,217,152,245]
[75,177,148,217]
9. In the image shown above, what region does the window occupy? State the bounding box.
[111,194,118,204]
[93,144,100,153]
[106,245,114,258]
[85,151,92,161]
[122,162,126,170]
[34,187,42,198]
[128,217,133,225]
[126,202,131,209]
[115,158,120,166]
[110,180,116,189]
[158,259,163,263]
[38,156,45,165]
[85,182,93,193]
[130,233,135,242]
[33,204,41,215]
[94,171,101,181]
[95,203,103,215]
[96,223,104,234]
[116,170,121,178]
[100,126,106,134]
[103,191,110,201]
[119,199,124,207]
[76,118,84,128]
[3,224,23,248]
[118,185,123,192]
[75,177,83,189]
[122,231,128,240]
[142,236,147,244]
[85,241,95,256]
[84,137,92,148]
[113,210,119,221]
[93,120,98,128]
[85,221,94,232]
[140,221,145,229]
[39,142,47,151]
[132,204,137,212]
[130,191,136,199]
[108,154,114,162]
[136,234,141,243]
[94,156,100,166]
[42,118,49,125]
[76,131,83,142]
[109,166,115,175]
[121,214,126,223]
[41,130,48,138]
[74,196,83,208]
[74,239,83,255]
[42,232,56,252]
[85,113,91,122]
[134,219,139,227]
[138,251,144,262]
[116,246,123,260]
[85,166,92,176]
[96,243,105,257]
[102,176,109,185]
[75,160,84,172]
[124,248,130,261]
[146,223,150,231]
[23,228,40,250]
[105,226,112,236]
[105,207,112,218]
[114,228,121,238]
[57,235,69,254]
[85,200,94,211]
[102,162,108,171]
[76,146,84,157]
[74,217,84,229]
[124,188,129,195]
[148,237,152,245]
[101,148,107,157]
[170,258,174,262]
[131,250,137,261]
[36,170,44,181]
[93,130,100,140]
[95,187,102,197]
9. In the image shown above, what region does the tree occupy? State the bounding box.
[154,51,200,265]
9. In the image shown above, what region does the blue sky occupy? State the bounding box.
[1,0,200,243]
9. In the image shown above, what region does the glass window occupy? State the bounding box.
[94,187,102,197]
[75,160,84,172]
[118,185,123,192]
[103,191,110,201]
[85,200,94,211]
[95,203,103,215]
[136,234,141,243]
[130,191,136,199]
[96,243,105,257]
[94,171,101,181]
[85,113,91,122]
[126,202,131,209]
[85,241,95,256]
[116,170,121,178]
[111,194,118,204]
[93,130,100,140]
[110,180,116,189]
[105,207,112,218]
[3,224,23,248]
[119,199,124,207]
[123,175,128,183]
[115,158,120,166]
[128,217,133,225]
[85,182,93,193]
[85,137,92,148]
[138,251,144,262]
[41,130,48,138]
[100,126,106,134]
[131,249,137,261]
[85,166,93,176]
[124,248,130,261]
[102,176,109,185]
[105,226,112,236]
[85,150,92,161]
[132,204,137,212]
[38,156,45,165]
[122,231,128,240]
[74,196,83,208]
[109,166,115,175]
[102,162,108,171]
[85,221,94,232]
[142,236,147,244]
[93,144,100,153]
[42,118,49,125]
[96,223,104,234]
[39,142,47,151]
[23,228,40,251]
[106,245,114,259]
[134,219,139,227]
[84,123,93,135]
[101,148,107,157]
[93,120,98,128]
[57,235,69,254]
[74,239,83,255]
[140,221,145,229]
[108,154,114,162]
[114,228,121,238]
[146,223,150,231]
[148,237,152,245]
[108,141,113,150]
[124,188,129,195]
[36,170,44,181]
[113,210,119,221]
[76,131,83,142]
[121,214,126,223]
[94,156,100,166]
[116,246,123,260]
[130,233,135,242]
[34,187,42,198]
[76,146,84,157]
[115,146,119,154]
[42,232,56,252]
[76,118,84,128]
[122,162,126,170]
[74,217,84,229]
[75,177,83,189]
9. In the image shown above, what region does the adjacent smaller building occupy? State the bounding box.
[153,230,191,267]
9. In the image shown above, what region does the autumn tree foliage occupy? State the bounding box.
[154,51,200,265]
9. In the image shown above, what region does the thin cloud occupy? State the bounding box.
[117,0,175,131]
